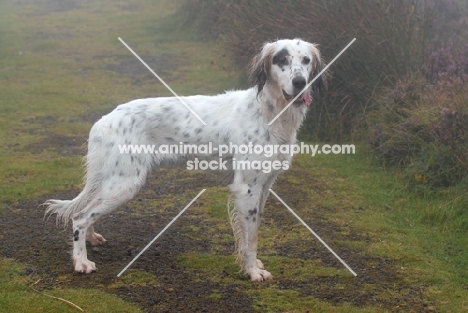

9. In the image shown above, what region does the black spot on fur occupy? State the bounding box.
[194,128,202,134]
[73,230,79,241]
[115,160,119,166]
[162,106,172,113]
[248,208,257,217]
[131,155,134,163]
[136,169,140,176]
[165,137,174,142]
[183,132,190,138]
[272,48,289,67]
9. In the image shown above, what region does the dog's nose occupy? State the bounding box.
[292,76,307,90]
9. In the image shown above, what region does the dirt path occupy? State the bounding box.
[0,145,427,312]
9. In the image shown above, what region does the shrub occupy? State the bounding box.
[369,76,468,188]
[422,42,468,83]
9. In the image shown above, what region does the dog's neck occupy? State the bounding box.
[257,85,307,145]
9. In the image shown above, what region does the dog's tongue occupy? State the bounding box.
[303,93,312,106]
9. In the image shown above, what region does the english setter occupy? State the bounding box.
[45,39,327,281]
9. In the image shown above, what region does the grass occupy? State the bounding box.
[303,152,468,311]
[176,151,468,311]
[0,258,141,313]
[1,0,468,312]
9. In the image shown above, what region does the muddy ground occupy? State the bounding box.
[0,128,429,313]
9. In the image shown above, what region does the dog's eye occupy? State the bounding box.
[302,57,311,65]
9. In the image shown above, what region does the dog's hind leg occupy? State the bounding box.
[72,178,143,273]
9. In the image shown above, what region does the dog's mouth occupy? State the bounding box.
[282,90,312,106]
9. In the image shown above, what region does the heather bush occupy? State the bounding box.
[422,42,468,83]
[369,76,468,188]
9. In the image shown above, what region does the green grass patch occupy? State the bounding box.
[288,150,468,312]
[0,156,83,202]
[254,288,376,313]
[109,269,160,289]
[0,258,141,313]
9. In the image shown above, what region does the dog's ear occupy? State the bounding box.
[249,42,275,96]
[309,44,329,95]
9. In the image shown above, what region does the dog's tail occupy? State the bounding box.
[44,119,107,227]
[44,187,91,227]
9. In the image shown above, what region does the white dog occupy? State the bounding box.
[45,39,327,281]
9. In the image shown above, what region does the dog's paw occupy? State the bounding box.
[249,268,273,282]
[86,232,107,246]
[74,259,97,274]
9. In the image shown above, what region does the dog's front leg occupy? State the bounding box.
[229,178,272,281]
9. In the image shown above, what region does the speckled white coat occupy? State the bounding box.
[45,39,327,282]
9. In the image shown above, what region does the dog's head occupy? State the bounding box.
[249,39,328,106]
